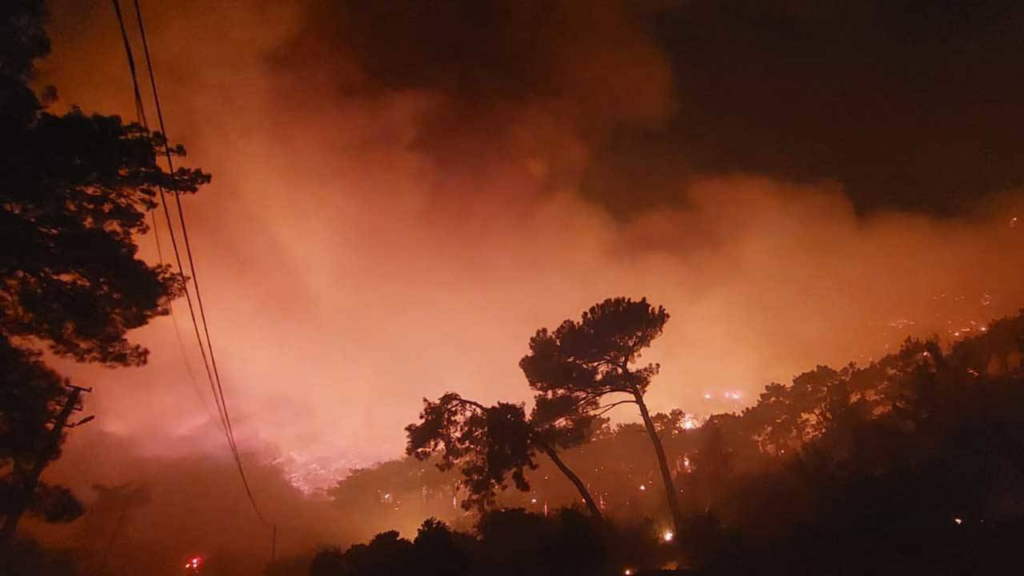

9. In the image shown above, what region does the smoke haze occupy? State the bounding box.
[26,0,1024,571]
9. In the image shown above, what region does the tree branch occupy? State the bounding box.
[448,396,487,412]
[594,399,637,417]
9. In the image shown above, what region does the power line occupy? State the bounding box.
[110,0,147,128]
[111,0,217,423]
[110,0,269,526]
[153,209,215,419]
[131,0,271,527]
[112,0,231,445]
[130,0,240,453]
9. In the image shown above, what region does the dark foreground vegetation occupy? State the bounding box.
[308,310,1024,576]
[1,0,208,550]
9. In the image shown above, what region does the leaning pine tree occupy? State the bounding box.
[519,297,684,535]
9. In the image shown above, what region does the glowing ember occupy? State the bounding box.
[275,452,354,495]
[886,318,915,330]
[680,414,701,430]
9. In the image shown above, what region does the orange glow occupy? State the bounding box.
[29,2,1024,570]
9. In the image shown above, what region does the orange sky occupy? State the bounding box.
[33,0,1024,519]
[21,1,1024,570]
[37,0,1024,473]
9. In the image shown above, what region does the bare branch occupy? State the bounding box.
[448,395,487,412]
[594,399,637,417]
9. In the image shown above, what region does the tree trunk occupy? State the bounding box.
[634,390,685,536]
[537,442,603,520]
[1,455,47,543]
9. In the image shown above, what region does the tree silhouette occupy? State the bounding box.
[406,393,603,518]
[335,312,1024,575]
[0,0,209,541]
[311,508,674,576]
[411,518,473,576]
[519,297,685,534]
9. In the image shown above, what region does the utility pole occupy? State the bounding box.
[271,524,277,564]
[0,383,93,543]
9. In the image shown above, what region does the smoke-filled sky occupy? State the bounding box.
[28,0,1024,566]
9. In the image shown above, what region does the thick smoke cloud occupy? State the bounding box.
[621,0,1024,215]
[27,0,1024,570]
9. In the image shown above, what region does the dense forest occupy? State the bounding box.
[303,310,1024,575]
